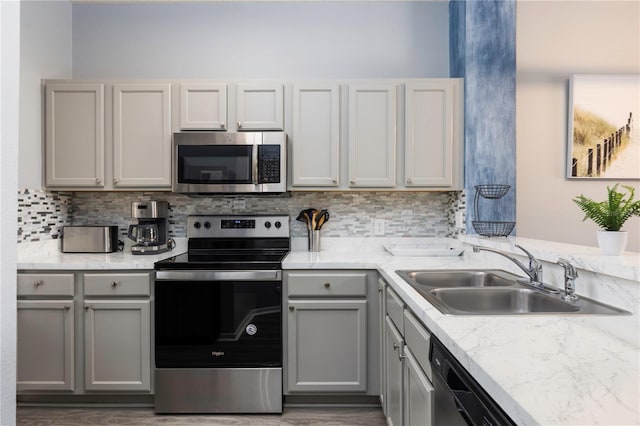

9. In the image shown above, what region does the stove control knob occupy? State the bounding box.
[193,221,201,229]
[275,221,282,229]
[264,221,272,229]
[203,221,211,229]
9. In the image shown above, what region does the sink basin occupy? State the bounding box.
[428,288,579,314]
[396,269,520,289]
[395,269,630,316]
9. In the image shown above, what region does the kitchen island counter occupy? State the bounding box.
[284,236,640,426]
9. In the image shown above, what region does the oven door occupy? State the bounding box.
[155,270,282,368]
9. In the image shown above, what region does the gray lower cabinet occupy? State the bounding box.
[385,315,404,426]
[17,273,75,392]
[381,280,434,426]
[17,270,153,396]
[283,270,380,395]
[83,300,151,391]
[17,300,75,391]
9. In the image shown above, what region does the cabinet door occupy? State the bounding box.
[236,83,284,130]
[17,300,74,391]
[179,83,227,130]
[287,299,367,392]
[403,348,434,426]
[385,315,403,426]
[291,83,340,187]
[405,81,457,187]
[113,83,172,188]
[45,83,105,188]
[378,279,388,414]
[348,83,396,188]
[84,300,151,391]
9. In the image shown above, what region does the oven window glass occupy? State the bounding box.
[155,281,282,368]
[177,145,253,184]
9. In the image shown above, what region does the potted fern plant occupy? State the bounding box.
[573,184,640,255]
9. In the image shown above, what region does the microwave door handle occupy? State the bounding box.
[252,144,259,185]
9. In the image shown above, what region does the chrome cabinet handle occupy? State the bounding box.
[111,281,119,287]
[113,178,119,184]
[324,282,331,288]
[350,180,356,185]
[393,343,400,351]
[332,178,337,184]
[84,305,90,311]
[33,280,43,287]
[407,178,412,184]
[64,305,70,311]
[289,306,295,312]
[237,121,242,129]
[220,122,225,129]
[95,177,101,184]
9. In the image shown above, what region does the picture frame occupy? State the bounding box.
[566,74,640,179]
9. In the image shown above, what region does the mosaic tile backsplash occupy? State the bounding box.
[17,189,73,243]
[18,190,465,242]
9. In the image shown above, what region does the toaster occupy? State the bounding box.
[61,226,120,253]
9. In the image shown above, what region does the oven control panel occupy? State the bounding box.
[188,215,289,238]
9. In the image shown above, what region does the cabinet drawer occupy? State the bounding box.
[287,272,367,297]
[385,286,404,335]
[403,309,432,380]
[17,273,74,296]
[84,273,151,296]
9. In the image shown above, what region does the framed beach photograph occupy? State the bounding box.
[567,74,640,179]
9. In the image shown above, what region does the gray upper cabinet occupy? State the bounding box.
[404,80,463,189]
[348,83,397,188]
[44,80,172,191]
[45,83,105,188]
[178,82,228,130]
[236,83,284,130]
[112,83,172,188]
[290,83,340,187]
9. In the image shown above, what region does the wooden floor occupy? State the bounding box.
[16,406,387,426]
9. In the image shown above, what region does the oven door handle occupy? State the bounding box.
[155,270,282,281]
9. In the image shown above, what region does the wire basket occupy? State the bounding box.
[475,184,511,199]
[472,221,515,237]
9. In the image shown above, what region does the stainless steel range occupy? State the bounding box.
[153,215,289,414]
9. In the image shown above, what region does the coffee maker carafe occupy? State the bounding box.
[128,201,171,255]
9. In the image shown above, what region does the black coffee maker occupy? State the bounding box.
[128,201,171,255]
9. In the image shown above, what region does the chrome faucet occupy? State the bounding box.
[473,244,542,283]
[556,258,579,302]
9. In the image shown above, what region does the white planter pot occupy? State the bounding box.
[597,230,628,256]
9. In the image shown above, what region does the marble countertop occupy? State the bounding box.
[17,235,640,424]
[284,236,640,426]
[17,238,187,270]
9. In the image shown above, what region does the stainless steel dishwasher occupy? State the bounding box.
[430,337,515,425]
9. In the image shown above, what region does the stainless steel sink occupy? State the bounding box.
[396,269,630,316]
[428,288,579,314]
[396,269,520,288]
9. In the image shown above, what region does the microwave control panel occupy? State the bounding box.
[258,145,281,184]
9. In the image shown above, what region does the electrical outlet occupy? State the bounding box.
[455,211,464,228]
[374,219,386,236]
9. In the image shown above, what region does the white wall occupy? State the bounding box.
[19,0,72,189]
[71,2,449,79]
[1,0,20,423]
[516,0,640,253]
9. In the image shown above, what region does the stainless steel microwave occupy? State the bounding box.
[173,132,286,194]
